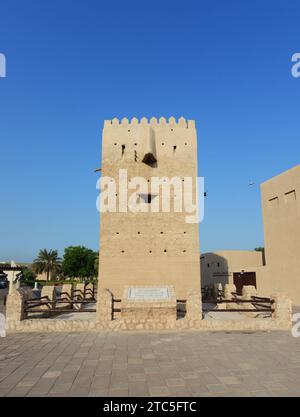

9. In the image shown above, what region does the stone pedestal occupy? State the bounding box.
[6,288,32,325]
[121,286,176,323]
[85,283,95,300]
[242,285,257,299]
[271,293,292,323]
[186,290,202,320]
[39,285,57,310]
[96,289,113,322]
[224,284,236,299]
[73,283,85,310]
[59,284,74,309]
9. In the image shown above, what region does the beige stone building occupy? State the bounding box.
[201,164,300,304]
[98,117,201,299]
[200,250,264,295]
[257,164,300,304]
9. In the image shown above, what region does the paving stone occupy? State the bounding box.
[166,378,185,387]
[42,371,62,379]
[2,330,300,397]
[49,383,73,394]
[148,386,171,396]
[218,376,241,385]
[207,384,227,393]
[128,373,146,382]
[128,381,149,396]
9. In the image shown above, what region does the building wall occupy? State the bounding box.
[257,164,300,305]
[200,250,263,288]
[98,117,201,299]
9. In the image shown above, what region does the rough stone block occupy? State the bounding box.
[271,292,292,323]
[96,288,113,322]
[185,290,202,320]
[120,285,176,323]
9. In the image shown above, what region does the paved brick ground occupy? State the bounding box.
[1,330,300,397]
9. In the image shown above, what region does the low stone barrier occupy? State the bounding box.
[5,288,292,333]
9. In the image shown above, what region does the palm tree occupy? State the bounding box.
[33,249,62,281]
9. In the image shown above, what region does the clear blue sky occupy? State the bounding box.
[0,0,299,262]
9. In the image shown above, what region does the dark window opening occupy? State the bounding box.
[121,144,125,156]
[143,153,156,165]
[207,263,210,268]
[139,193,156,204]
[173,145,177,152]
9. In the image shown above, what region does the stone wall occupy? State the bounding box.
[5,287,292,333]
[98,117,201,300]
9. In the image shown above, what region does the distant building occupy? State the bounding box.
[200,250,264,295]
[201,164,300,305]
[0,261,26,294]
[257,164,300,304]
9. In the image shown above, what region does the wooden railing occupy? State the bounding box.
[202,296,274,313]
[24,283,97,316]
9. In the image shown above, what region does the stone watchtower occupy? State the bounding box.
[98,116,200,299]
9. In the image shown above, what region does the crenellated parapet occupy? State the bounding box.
[104,116,195,129]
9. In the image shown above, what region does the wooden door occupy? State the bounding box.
[233,272,256,296]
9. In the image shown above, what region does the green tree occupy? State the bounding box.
[62,246,98,279]
[32,249,62,281]
[22,268,37,283]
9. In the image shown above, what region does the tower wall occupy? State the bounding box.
[98,117,201,299]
